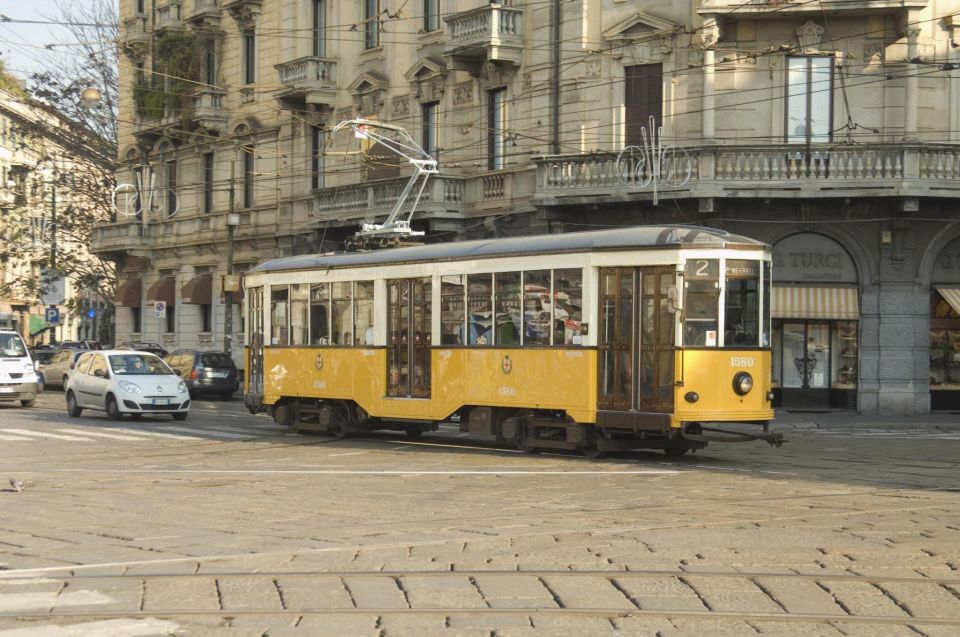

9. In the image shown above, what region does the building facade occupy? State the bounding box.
[98,0,960,414]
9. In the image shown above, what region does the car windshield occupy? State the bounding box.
[200,353,234,368]
[108,354,174,376]
[0,334,27,357]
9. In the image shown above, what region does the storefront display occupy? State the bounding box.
[930,290,960,410]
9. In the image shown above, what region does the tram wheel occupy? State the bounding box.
[582,445,605,459]
[516,439,539,454]
[663,447,690,458]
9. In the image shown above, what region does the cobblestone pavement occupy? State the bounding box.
[0,394,958,636]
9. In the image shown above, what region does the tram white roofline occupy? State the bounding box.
[248,226,770,276]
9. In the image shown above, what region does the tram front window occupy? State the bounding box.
[724,260,760,347]
[683,259,719,347]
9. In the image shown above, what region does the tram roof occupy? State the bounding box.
[248,225,769,274]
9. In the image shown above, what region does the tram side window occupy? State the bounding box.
[495,272,521,345]
[523,270,551,345]
[354,281,374,345]
[331,282,353,345]
[683,259,719,347]
[441,275,466,345]
[762,262,771,347]
[290,284,309,345]
[466,274,493,345]
[724,260,760,346]
[310,283,329,345]
[270,286,289,345]
[554,268,583,345]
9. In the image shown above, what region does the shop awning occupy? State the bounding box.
[935,287,960,315]
[181,274,212,305]
[146,277,175,305]
[28,314,48,336]
[772,286,859,320]
[115,279,142,308]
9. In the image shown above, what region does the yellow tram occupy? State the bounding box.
[243,226,781,456]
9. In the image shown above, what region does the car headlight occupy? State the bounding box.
[732,371,753,396]
[119,380,142,394]
[178,381,187,394]
[24,363,35,373]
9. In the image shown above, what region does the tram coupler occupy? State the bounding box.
[681,422,785,447]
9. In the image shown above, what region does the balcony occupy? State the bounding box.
[121,15,150,58]
[186,0,221,28]
[91,220,154,261]
[312,175,468,229]
[444,4,523,70]
[532,143,960,206]
[697,0,926,17]
[222,0,261,26]
[191,87,227,131]
[274,57,337,109]
[155,2,183,31]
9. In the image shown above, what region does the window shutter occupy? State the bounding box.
[625,64,663,146]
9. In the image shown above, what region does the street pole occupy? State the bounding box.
[49,183,58,344]
[224,158,235,356]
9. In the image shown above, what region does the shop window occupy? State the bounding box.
[683,259,719,346]
[930,293,960,409]
[495,272,521,345]
[523,270,551,345]
[290,284,309,345]
[166,305,176,333]
[310,283,329,345]
[270,286,289,345]
[554,269,583,345]
[200,304,212,332]
[354,281,374,345]
[441,275,465,345]
[331,282,352,345]
[833,321,857,389]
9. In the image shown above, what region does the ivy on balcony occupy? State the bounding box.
[134,30,210,121]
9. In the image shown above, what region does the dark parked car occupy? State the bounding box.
[40,348,87,390]
[117,341,169,357]
[163,350,239,399]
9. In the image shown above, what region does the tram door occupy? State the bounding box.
[386,278,432,398]
[247,287,264,396]
[598,267,675,413]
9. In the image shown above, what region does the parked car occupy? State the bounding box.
[163,350,239,399]
[65,350,189,420]
[59,340,102,350]
[0,331,39,407]
[117,341,168,357]
[29,347,57,391]
[40,348,86,390]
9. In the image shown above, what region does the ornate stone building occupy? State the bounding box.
[98,0,960,414]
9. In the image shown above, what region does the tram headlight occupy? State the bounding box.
[732,372,753,396]
[684,391,700,403]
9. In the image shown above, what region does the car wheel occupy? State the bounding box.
[105,395,122,421]
[66,391,83,417]
[20,399,35,408]
[172,412,188,421]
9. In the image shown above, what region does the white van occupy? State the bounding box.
[0,330,39,407]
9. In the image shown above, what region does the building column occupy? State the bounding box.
[903,26,920,141]
[700,17,720,143]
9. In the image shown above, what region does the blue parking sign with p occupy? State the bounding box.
[45,307,60,324]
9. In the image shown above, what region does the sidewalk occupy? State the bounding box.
[774,409,960,431]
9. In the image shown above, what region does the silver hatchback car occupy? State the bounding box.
[65,350,190,420]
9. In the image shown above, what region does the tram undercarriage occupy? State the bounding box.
[266,398,779,457]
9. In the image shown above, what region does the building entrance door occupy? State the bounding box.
[781,321,830,408]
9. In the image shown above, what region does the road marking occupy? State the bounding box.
[0,590,113,612]
[0,434,31,441]
[0,429,90,442]
[27,468,680,476]
[55,428,149,441]
[154,426,254,440]
[107,428,196,441]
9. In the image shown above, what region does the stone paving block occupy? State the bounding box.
[54,577,141,612]
[875,581,960,619]
[273,614,380,637]
[819,581,910,618]
[142,576,220,611]
[472,574,557,609]
[608,616,676,635]
[400,575,486,609]
[0,578,63,595]
[274,575,354,610]
[376,612,446,633]
[124,560,199,576]
[831,622,922,636]
[343,576,409,609]
[540,575,635,610]
[614,576,706,611]
[216,576,283,611]
[908,624,960,637]
[754,577,847,616]
[445,612,532,631]
[680,575,784,614]
[745,620,845,636]
[667,618,765,636]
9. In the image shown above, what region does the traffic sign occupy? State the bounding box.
[87,308,97,319]
[45,307,60,324]
[154,301,166,319]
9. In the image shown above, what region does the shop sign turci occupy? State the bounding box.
[772,233,857,284]
[932,236,960,281]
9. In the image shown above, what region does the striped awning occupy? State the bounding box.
[936,287,960,315]
[772,286,859,320]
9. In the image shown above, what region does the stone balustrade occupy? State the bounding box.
[155,2,182,30]
[313,175,467,221]
[274,57,338,107]
[533,143,960,203]
[444,4,523,65]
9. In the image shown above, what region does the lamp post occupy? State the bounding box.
[223,158,238,356]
